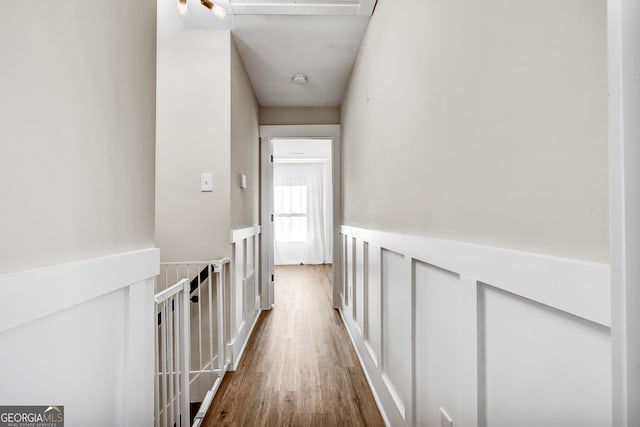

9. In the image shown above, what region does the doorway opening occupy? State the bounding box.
[272,139,333,266]
[260,125,342,310]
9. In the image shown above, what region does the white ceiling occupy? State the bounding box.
[158,0,374,107]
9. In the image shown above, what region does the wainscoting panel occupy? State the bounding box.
[345,234,353,309]
[229,226,261,370]
[233,240,245,342]
[355,238,366,334]
[381,248,411,422]
[365,242,381,367]
[414,261,461,427]
[481,285,611,427]
[339,225,611,427]
[0,249,159,426]
[341,234,347,304]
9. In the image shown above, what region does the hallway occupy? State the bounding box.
[203,265,384,426]
[3,1,637,426]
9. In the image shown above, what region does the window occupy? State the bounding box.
[274,185,308,242]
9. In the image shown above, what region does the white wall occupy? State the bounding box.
[340,3,611,422]
[156,31,261,261]
[156,30,232,261]
[231,37,260,229]
[341,0,608,262]
[155,30,262,409]
[340,226,611,427]
[0,1,157,275]
[0,2,158,426]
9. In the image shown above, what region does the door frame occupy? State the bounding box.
[259,125,342,309]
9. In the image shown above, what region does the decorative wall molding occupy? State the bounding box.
[0,256,157,426]
[341,225,610,327]
[229,226,261,370]
[339,225,612,427]
[231,225,261,243]
[0,248,160,334]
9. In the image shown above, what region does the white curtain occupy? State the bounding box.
[273,162,332,265]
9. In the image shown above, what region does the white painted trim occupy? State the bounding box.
[364,341,378,368]
[228,226,261,372]
[407,254,415,427]
[124,277,155,427]
[458,275,480,427]
[260,136,275,310]
[338,307,391,427]
[259,125,342,309]
[229,3,359,16]
[608,0,640,425]
[0,248,160,334]
[342,225,610,327]
[229,0,376,16]
[230,225,260,243]
[381,372,406,421]
[608,0,627,421]
[406,254,415,427]
[340,225,611,426]
[273,158,329,164]
[229,308,261,371]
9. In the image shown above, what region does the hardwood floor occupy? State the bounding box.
[203,265,385,427]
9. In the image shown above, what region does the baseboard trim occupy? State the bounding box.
[339,307,392,427]
[230,310,261,371]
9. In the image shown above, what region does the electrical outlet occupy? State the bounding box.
[440,408,453,427]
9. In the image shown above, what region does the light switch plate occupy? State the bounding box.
[240,174,247,189]
[201,173,213,192]
[440,408,453,427]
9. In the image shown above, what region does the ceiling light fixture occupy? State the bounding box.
[176,0,227,19]
[292,74,308,84]
[177,0,188,15]
[201,0,227,19]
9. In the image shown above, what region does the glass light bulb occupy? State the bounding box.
[213,4,226,19]
[177,1,188,15]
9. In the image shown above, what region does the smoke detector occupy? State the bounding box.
[292,73,308,84]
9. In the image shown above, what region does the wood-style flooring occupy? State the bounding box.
[203,265,385,427]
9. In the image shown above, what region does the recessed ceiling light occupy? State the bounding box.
[292,74,308,84]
